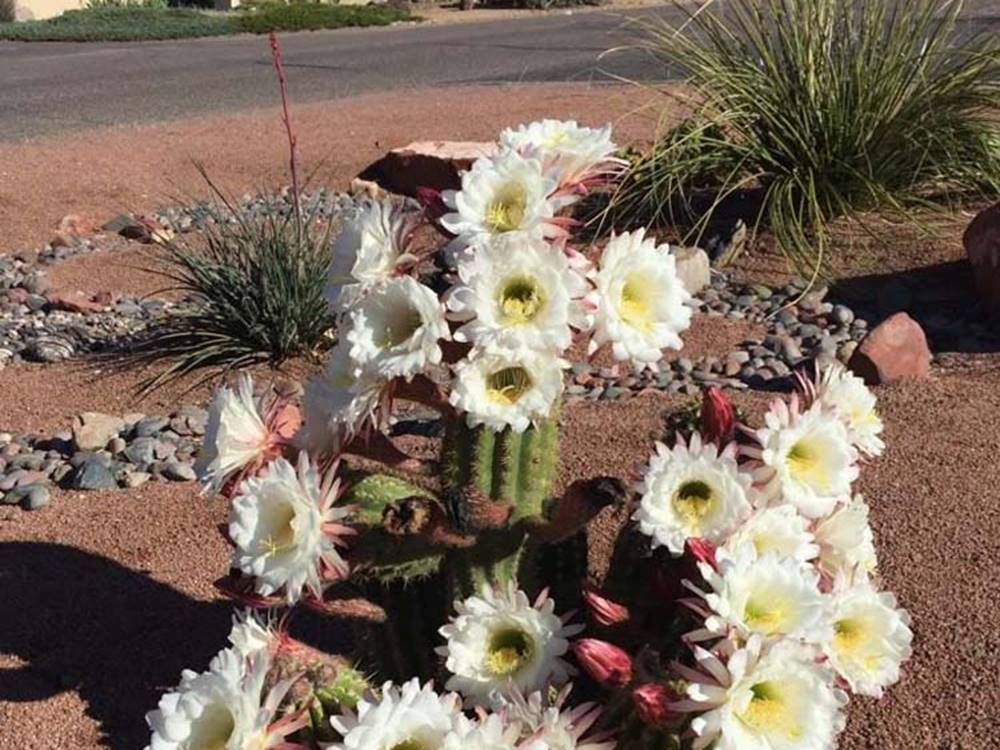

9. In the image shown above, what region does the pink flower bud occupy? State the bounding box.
[581,583,630,626]
[685,538,718,570]
[701,386,735,445]
[572,638,633,688]
[632,683,680,726]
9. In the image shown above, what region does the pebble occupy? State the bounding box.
[123,471,153,488]
[125,437,157,466]
[162,462,197,482]
[72,459,118,491]
[133,416,169,438]
[18,484,51,510]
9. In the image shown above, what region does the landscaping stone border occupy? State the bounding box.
[0,406,206,510]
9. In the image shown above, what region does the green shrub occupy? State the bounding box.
[85,0,168,9]
[0,6,233,40]
[0,3,410,41]
[235,2,410,33]
[130,182,336,392]
[0,0,15,23]
[605,0,1000,276]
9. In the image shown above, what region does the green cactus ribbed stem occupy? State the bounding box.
[440,415,559,600]
[343,411,566,684]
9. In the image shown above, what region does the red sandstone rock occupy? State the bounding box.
[848,312,931,385]
[45,290,110,314]
[963,202,1000,314]
[357,140,497,197]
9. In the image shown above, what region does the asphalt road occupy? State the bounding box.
[0,7,675,142]
[1,3,996,143]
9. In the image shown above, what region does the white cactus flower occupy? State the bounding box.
[437,584,581,707]
[443,714,521,750]
[721,505,819,564]
[229,454,352,604]
[441,149,558,246]
[499,119,619,190]
[329,678,462,750]
[298,340,386,453]
[449,347,566,433]
[695,545,831,645]
[587,229,692,371]
[753,398,859,519]
[679,637,847,750]
[822,578,913,697]
[813,494,878,582]
[146,649,303,750]
[326,197,418,311]
[344,276,449,380]
[634,433,754,555]
[814,363,885,458]
[195,374,270,494]
[445,233,591,353]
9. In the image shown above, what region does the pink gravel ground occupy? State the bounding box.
[3,372,1000,749]
[1,83,998,750]
[0,83,665,252]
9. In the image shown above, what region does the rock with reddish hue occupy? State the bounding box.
[848,312,931,385]
[51,214,97,248]
[963,202,1000,314]
[44,290,109,314]
[357,141,498,197]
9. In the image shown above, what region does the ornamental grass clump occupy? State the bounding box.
[130,188,335,392]
[146,119,910,750]
[604,0,1000,276]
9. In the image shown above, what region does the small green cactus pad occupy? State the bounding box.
[343,473,436,525]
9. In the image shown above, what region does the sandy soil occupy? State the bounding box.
[43,243,175,302]
[0,83,665,253]
[2,371,999,748]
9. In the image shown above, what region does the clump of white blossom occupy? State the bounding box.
[299,117,689,448]
[162,118,911,750]
[632,365,912,750]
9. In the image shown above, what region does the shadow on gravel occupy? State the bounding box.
[0,541,357,748]
[830,259,1000,355]
[0,542,231,749]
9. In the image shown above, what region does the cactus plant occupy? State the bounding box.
[144,117,909,750]
[339,413,625,681]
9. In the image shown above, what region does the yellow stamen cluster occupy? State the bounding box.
[739,682,802,739]
[258,504,296,558]
[618,273,655,332]
[498,276,545,325]
[671,479,715,533]
[486,367,533,406]
[376,307,422,349]
[743,596,787,635]
[485,183,527,233]
[484,628,533,677]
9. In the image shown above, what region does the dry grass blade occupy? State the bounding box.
[600,0,1000,278]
